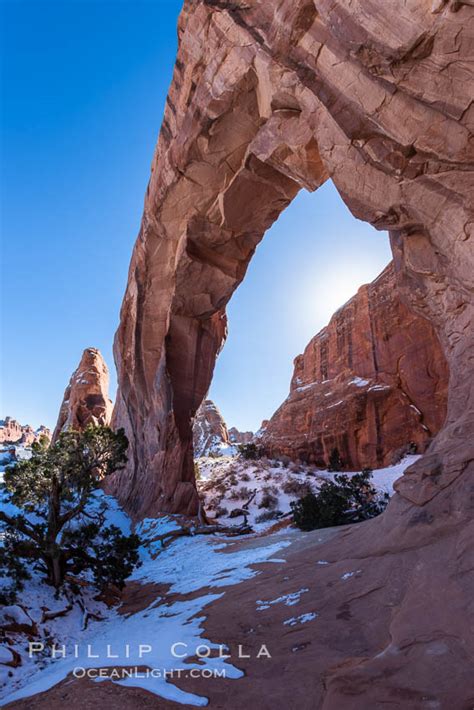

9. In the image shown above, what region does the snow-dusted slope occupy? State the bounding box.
[0,496,289,707]
[196,455,419,528]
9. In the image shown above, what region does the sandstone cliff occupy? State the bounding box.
[0,418,51,446]
[262,262,448,469]
[52,348,113,442]
[193,399,233,456]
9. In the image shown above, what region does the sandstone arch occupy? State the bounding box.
[110,0,473,523]
[107,2,474,703]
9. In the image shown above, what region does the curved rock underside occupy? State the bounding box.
[262,262,449,468]
[52,348,113,442]
[108,2,474,703]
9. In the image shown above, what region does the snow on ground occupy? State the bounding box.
[283,612,318,627]
[0,452,11,467]
[0,446,32,483]
[1,452,418,706]
[0,495,290,707]
[256,588,309,611]
[0,575,108,699]
[196,454,420,529]
[195,433,238,458]
[135,518,290,595]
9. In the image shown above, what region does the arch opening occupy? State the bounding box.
[203,180,448,474]
[208,180,394,435]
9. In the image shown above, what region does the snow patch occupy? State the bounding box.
[283,612,317,626]
[348,377,370,387]
[341,570,361,581]
[256,588,309,611]
[1,505,291,707]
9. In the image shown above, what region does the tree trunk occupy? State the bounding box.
[45,475,65,587]
[43,547,66,588]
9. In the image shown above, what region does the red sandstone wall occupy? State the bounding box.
[261,263,449,469]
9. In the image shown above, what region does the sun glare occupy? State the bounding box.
[319,269,364,313]
[310,262,387,328]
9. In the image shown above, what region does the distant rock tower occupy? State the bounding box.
[193,400,233,457]
[52,348,113,442]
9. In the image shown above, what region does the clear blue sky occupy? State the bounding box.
[1,0,391,433]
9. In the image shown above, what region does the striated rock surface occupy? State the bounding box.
[0,418,51,446]
[228,427,254,446]
[108,0,474,703]
[193,399,233,456]
[52,348,113,442]
[262,262,449,468]
[111,0,473,520]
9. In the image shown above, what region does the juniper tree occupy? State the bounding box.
[238,443,260,460]
[0,426,140,597]
[290,469,389,531]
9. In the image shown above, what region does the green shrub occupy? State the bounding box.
[290,470,389,532]
[238,443,260,460]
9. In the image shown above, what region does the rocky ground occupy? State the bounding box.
[1,454,418,708]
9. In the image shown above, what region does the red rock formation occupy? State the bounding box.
[193,399,232,456]
[0,418,51,446]
[52,348,113,442]
[0,418,25,445]
[107,2,474,702]
[228,427,254,446]
[111,0,472,520]
[262,262,448,468]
